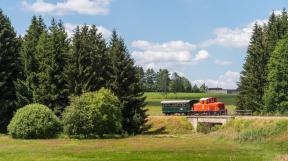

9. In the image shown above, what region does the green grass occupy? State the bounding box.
[2,93,288,161]
[1,117,288,161]
[0,133,280,161]
[145,92,237,116]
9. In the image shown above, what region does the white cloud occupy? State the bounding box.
[22,0,111,15]
[64,23,112,39]
[194,50,210,61]
[214,59,232,66]
[200,19,267,48]
[192,71,240,89]
[131,40,211,69]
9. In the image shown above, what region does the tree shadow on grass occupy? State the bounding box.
[143,126,168,135]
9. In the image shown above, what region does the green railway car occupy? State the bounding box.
[161,100,198,115]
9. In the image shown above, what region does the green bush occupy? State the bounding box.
[62,88,122,138]
[8,104,61,139]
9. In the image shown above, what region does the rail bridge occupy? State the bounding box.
[186,116,235,130]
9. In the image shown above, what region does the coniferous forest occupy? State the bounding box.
[0,10,148,134]
[237,9,288,114]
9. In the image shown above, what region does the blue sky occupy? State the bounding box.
[0,0,286,89]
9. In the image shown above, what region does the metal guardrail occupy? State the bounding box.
[234,110,252,116]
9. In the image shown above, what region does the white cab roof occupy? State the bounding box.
[200,97,211,101]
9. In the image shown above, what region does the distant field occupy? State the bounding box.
[144,92,237,116]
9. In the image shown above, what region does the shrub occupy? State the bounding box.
[8,104,61,139]
[237,120,288,142]
[62,88,122,138]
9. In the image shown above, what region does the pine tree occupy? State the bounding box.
[35,19,69,114]
[237,24,266,112]
[199,83,208,93]
[181,77,192,92]
[170,72,182,93]
[192,84,200,93]
[145,68,157,92]
[16,16,46,107]
[0,10,21,132]
[108,30,147,134]
[263,35,288,113]
[157,69,170,94]
[66,25,109,95]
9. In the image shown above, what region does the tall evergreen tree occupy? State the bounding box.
[199,83,208,93]
[66,25,109,95]
[144,68,157,92]
[108,30,147,134]
[263,35,288,113]
[237,10,288,113]
[16,16,46,107]
[35,19,69,114]
[157,69,170,94]
[170,72,182,93]
[237,24,266,112]
[181,77,192,92]
[0,10,21,132]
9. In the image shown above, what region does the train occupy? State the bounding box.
[161,97,227,115]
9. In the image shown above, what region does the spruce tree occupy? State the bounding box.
[66,25,109,95]
[157,69,170,94]
[145,68,157,92]
[0,10,21,132]
[237,10,288,113]
[108,30,147,134]
[16,16,46,107]
[263,35,288,113]
[35,19,69,114]
[237,24,266,112]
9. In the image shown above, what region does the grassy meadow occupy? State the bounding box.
[144,92,237,116]
[1,92,288,161]
[1,117,288,161]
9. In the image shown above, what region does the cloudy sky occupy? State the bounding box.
[1,0,286,89]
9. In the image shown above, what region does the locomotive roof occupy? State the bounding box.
[200,97,212,100]
[161,100,195,104]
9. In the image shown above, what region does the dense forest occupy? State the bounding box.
[137,68,207,93]
[0,10,147,133]
[237,9,288,114]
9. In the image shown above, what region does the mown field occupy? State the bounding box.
[1,92,288,161]
[144,92,237,116]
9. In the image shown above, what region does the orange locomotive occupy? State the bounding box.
[192,97,227,115]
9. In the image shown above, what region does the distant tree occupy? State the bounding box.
[66,25,109,95]
[263,35,288,113]
[199,83,208,93]
[181,77,192,92]
[16,16,46,107]
[0,10,21,132]
[157,69,170,95]
[136,66,145,90]
[144,68,157,92]
[192,84,200,93]
[35,19,70,114]
[170,72,182,93]
[107,30,147,134]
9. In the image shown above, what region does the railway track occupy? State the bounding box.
[150,115,288,120]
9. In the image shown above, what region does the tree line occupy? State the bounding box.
[237,9,288,114]
[136,68,208,93]
[0,10,147,134]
